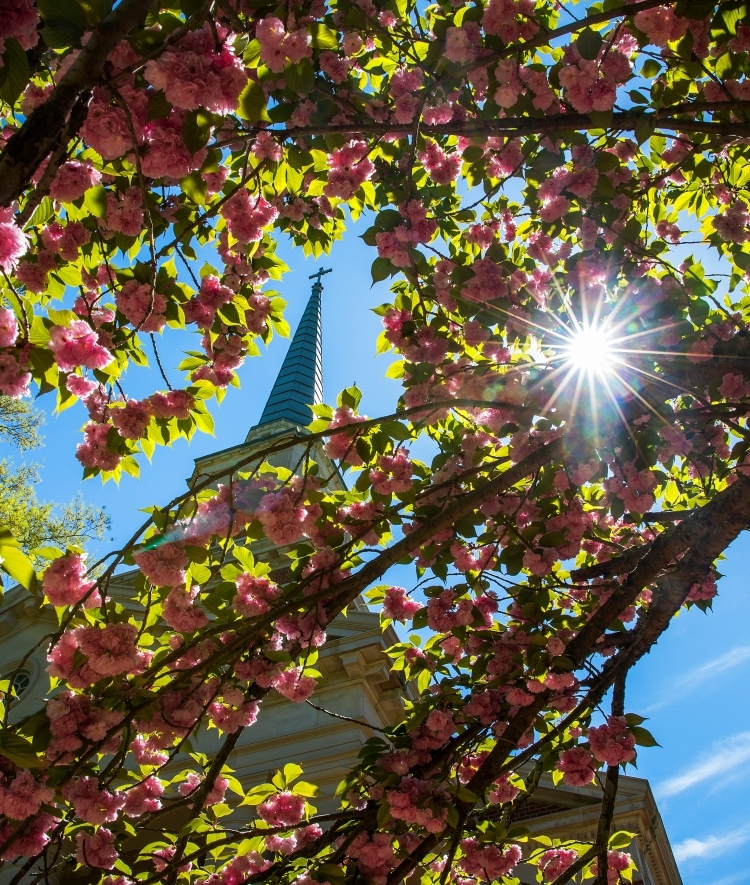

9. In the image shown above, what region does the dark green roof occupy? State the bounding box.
[255,279,324,428]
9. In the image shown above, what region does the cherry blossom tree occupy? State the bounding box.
[0,0,748,883]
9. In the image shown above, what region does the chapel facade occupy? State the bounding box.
[0,271,683,885]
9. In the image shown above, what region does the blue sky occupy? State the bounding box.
[9,212,749,885]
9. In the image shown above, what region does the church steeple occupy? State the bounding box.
[251,267,330,435]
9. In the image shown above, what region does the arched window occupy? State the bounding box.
[8,668,32,701]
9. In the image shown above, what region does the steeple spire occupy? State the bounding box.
[252,268,331,432]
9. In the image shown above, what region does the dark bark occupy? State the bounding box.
[254,104,750,142]
[0,0,154,207]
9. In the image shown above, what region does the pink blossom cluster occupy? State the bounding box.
[271,665,317,702]
[265,823,322,855]
[603,461,657,514]
[134,541,189,587]
[257,790,306,827]
[382,586,423,622]
[0,0,39,49]
[426,589,475,632]
[233,574,282,617]
[557,747,596,786]
[386,777,447,832]
[634,6,688,46]
[184,275,235,328]
[49,161,101,203]
[389,66,424,123]
[122,776,164,816]
[325,141,375,199]
[111,399,153,441]
[256,17,312,74]
[0,770,54,820]
[163,586,209,632]
[149,389,195,420]
[76,422,121,472]
[538,848,579,881]
[591,851,632,885]
[48,623,150,687]
[482,0,539,43]
[205,851,271,885]
[209,691,259,734]
[256,479,318,546]
[81,84,148,162]
[459,838,523,878]
[445,24,480,63]
[221,191,279,243]
[587,716,636,766]
[370,448,413,494]
[116,280,167,333]
[62,777,126,825]
[76,828,118,869]
[687,572,718,602]
[41,220,91,261]
[0,308,18,350]
[49,321,113,373]
[46,691,124,762]
[0,208,28,274]
[144,24,247,114]
[0,813,59,860]
[106,187,144,237]
[192,330,247,387]
[418,142,461,186]
[712,201,750,243]
[325,406,368,464]
[42,553,96,608]
[487,772,520,804]
[346,832,397,885]
[462,257,509,303]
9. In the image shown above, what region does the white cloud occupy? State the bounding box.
[674,645,750,688]
[644,645,750,712]
[674,824,750,863]
[703,872,750,885]
[656,732,750,798]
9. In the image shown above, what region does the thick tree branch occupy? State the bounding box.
[243,105,750,142]
[0,0,154,206]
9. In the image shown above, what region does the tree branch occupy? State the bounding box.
[0,0,154,206]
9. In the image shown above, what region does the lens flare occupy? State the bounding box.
[561,324,617,376]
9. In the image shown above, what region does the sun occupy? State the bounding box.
[561,324,618,376]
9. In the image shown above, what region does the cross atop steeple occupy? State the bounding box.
[249,269,331,433]
[309,267,332,287]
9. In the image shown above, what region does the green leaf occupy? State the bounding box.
[634,112,656,145]
[38,0,88,47]
[0,544,38,593]
[84,185,108,219]
[0,730,40,768]
[0,39,30,107]
[385,360,404,379]
[182,110,212,155]
[237,79,270,123]
[631,725,660,747]
[577,27,603,60]
[180,172,208,206]
[47,309,78,327]
[309,23,339,49]
[147,90,173,122]
[608,831,636,851]
[285,59,315,96]
[371,257,391,284]
[284,762,302,784]
[77,0,113,23]
[462,145,484,163]
[640,59,662,78]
